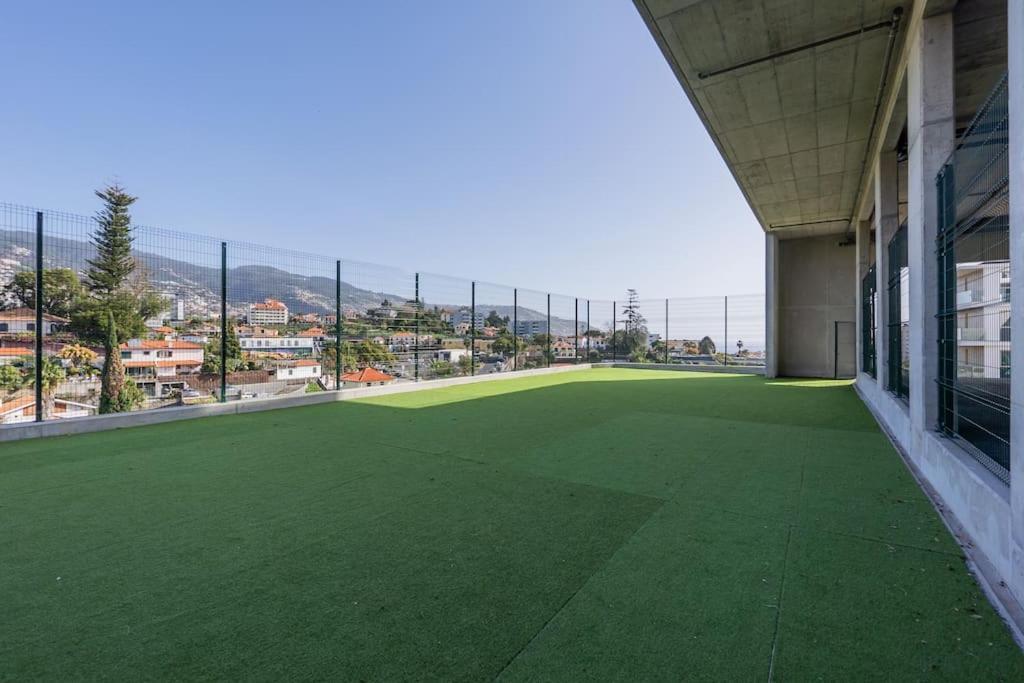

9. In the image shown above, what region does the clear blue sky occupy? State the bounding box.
[1,0,763,301]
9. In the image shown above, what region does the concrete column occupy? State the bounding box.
[874,150,898,391]
[906,13,955,436]
[1007,0,1024,607]
[765,231,779,378]
[855,219,871,375]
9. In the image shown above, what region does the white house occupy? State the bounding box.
[0,394,96,424]
[274,359,321,381]
[238,335,315,354]
[0,308,68,335]
[435,348,469,364]
[246,299,289,325]
[120,339,205,378]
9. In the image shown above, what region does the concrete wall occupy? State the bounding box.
[776,234,857,378]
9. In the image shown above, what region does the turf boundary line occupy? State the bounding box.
[854,382,1024,650]
[0,364,759,444]
[0,364,595,443]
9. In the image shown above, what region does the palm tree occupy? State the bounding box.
[22,356,67,420]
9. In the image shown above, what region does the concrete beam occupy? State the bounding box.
[906,12,955,436]
[855,219,872,374]
[1008,0,1024,608]
[765,232,780,378]
[874,150,899,392]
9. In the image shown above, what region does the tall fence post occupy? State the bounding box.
[336,260,342,391]
[414,272,420,382]
[612,301,617,362]
[546,293,551,368]
[34,212,43,422]
[724,295,729,367]
[470,281,476,376]
[513,288,518,371]
[586,300,591,361]
[664,298,669,365]
[574,297,579,364]
[220,242,227,402]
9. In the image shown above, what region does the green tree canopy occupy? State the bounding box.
[3,268,83,318]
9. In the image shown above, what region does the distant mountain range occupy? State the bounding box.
[0,229,578,335]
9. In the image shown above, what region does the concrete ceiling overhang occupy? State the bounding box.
[634,0,908,239]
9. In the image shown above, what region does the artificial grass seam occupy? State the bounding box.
[663,500,964,559]
[493,498,670,680]
[766,525,794,682]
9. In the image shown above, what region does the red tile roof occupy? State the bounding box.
[123,359,203,368]
[341,367,394,383]
[0,307,69,323]
[121,340,203,350]
[250,299,287,310]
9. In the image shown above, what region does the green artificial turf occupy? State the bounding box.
[2,368,1022,680]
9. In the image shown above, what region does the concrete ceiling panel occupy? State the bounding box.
[846,99,874,141]
[814,43,856,109]
[762,0,816,52]
[702,79,753,130]
[737,68,784,124]
[645,0,705,20]
[844,140,867,170]
[819,193,842,213]
[775,179,799,202]
[819,172,844,196]
[784,112,818,153]
[789,149,818,178]
[724,127,763,163]
[851,34,888,100]
[716,0,770,66]
[774,56,817,117]
[799,197,820,216]
[667,6,730,77]
[752,185,778,204]
[818,143,846,175]
[764,154,796,183]
[816,104,850,147]
[796,176,820,200]
[735,159,772,188]
[754,120,790,157]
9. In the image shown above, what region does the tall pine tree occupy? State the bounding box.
[99,310,126,414]
[87,185,137,296]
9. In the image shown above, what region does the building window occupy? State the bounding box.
[0,323,7,332]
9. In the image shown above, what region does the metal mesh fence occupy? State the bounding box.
[0,206,40,423]
[1,200,768,425]
[474,281,515,374]
[226,241,336,399]
[667,296,726,366]
[861,265,877,378]
[887,223,910,400]
[936,71,1010,479]
[417,272,472,379]
[340,259,417,384]
[548,293,578,364]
